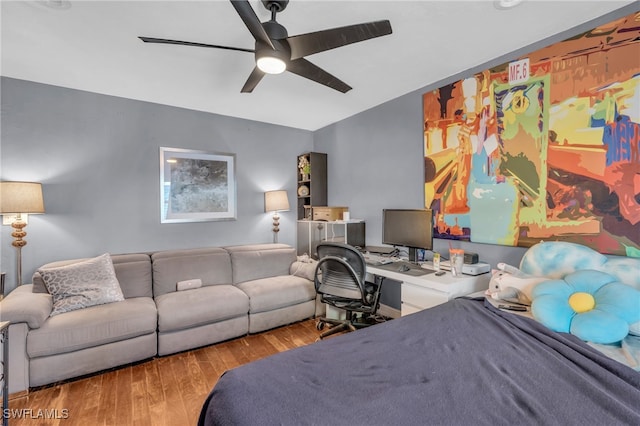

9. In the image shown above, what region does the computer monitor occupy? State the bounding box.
[382,209,434,262]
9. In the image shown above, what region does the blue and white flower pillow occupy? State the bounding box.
[516,241,640,343]
[531,270,640,344]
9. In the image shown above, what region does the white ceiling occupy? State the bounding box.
[2,1,636,130]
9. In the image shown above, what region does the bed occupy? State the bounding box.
[198,297,640,425]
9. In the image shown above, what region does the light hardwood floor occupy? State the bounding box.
[7,319,321,426]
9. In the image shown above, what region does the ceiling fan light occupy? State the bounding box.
[257,56,286,74]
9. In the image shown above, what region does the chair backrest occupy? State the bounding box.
[315,242,368,304]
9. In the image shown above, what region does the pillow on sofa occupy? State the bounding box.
[38,253,125,316]
[290,258,318,282]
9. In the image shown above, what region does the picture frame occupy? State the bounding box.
[160,147,237,223]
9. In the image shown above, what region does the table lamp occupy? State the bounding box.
[264,190,290,243]
[0,181,45,286]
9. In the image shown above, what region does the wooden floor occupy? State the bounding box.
[7,319,321,426]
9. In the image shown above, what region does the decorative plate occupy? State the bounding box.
[297,185,310,197]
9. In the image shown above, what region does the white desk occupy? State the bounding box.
[366,262,490,316]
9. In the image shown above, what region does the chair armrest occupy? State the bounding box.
[0,284,52,329]
[290,260,318,281]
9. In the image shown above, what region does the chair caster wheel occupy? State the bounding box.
[316,321,325,331]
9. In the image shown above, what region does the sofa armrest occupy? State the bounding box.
[290,260,318,282]
[0,284,52,329]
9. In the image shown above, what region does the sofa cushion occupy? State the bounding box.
[38,253,125,316]
[26,297,157,358]
[0,284,52,329]
[225,244,296,284]
[236,275,316,314]
[32,253,152,299]
[108,254,153,298]
[155,285,249,332]
[151,248,232,297]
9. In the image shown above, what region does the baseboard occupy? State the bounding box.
[8,389,29,401]
[378,304,401,319]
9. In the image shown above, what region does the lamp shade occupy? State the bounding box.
[0,182,45,214]
[265,190,290,213]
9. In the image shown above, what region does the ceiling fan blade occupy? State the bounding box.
[139,37,254,53]
[241,67,266,93]
[230,0,275,50]
[287,20,392,60]
[286,58,352,93]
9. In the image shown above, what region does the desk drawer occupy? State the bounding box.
[401,282,449,312]
[401,302,422,316]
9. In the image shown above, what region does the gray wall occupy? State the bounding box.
[1,78,312,292]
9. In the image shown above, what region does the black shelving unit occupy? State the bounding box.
[296,152,327,220]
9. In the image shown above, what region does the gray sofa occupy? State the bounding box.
[0,243,317,394]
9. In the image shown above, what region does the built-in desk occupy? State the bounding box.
[366,261,490,316]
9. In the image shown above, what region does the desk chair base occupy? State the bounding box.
[316,312,372,339]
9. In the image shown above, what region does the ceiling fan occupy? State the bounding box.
[139,0,392,93]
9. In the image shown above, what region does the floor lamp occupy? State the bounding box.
[264,190,290,243]
[0,181,45,286]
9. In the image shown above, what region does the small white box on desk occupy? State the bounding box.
[462,262,491,275]
[439,261,490,275]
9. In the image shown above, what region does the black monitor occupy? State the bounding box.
[382,209,434,262]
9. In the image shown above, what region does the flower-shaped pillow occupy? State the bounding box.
[531,270,640,344]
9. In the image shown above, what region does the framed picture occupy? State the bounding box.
[160,147,237,223]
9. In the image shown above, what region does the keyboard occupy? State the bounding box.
[363,253,394,266]
[373,261,435,277]
[363,245,396,255]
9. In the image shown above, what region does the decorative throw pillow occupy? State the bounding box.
[531,270,640,344]
[290,258,318,281]
[38,253,125,316]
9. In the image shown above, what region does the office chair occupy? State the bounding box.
[314,242,383,339]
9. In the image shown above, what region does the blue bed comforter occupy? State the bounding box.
[198,298,640,425]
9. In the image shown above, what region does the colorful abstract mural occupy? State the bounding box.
[423,11,640,257]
